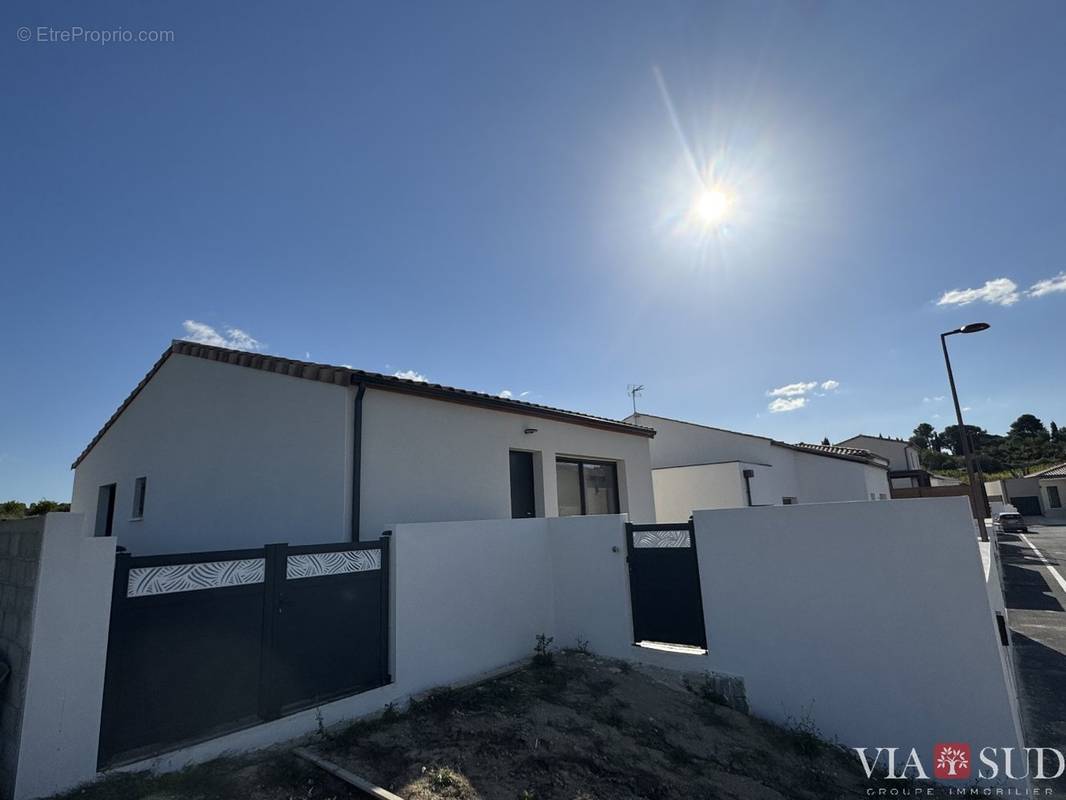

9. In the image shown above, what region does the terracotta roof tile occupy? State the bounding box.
[1027,462,1066,479]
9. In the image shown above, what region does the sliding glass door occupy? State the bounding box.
[556,458,619,516]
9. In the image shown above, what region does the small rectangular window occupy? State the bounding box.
[132,476,147,519]
[782,497,797,505]
[879,493,888,500]
[1049,486,1062,509]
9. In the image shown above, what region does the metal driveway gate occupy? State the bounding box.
[625,521,707,649]
[98,538,390,768]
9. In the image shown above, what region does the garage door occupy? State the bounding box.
[1012,496,1042,516]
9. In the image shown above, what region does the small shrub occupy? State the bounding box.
[381,701,399,723]
[412,686,464,718]
[429,766,458,790]
[532,633,554,668]
[683,673,729,707]
[782,705,825,760]
[518,790,537,800]
[574,637,590,654]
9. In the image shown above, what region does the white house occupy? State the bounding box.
[625,413,890,521]
[1029,462,1066,517]
[986,463,1066,518]
[834,434,924,489]
[70,341,657,554]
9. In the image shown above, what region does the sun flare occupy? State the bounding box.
[693,187,734,226]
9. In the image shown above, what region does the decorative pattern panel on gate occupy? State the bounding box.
[632,528,691,548]
[127,558,265,597]
[286,549,380,580]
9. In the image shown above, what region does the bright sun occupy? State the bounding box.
[693,187,733,226]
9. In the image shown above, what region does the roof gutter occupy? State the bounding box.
[350,382,367,542]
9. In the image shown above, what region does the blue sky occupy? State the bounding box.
[3,1,1066,501]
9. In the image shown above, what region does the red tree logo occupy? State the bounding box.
[934,743,971,779]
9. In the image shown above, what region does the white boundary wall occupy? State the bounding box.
[18,500,1023,797]
[693,498,1024,756]
[12,515,115,800]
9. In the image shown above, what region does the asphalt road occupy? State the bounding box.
[996,519,1066,755]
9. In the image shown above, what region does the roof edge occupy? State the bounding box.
[72,341,654,468]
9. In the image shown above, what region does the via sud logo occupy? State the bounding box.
[854,743,1066,782]
[933,743,970,780]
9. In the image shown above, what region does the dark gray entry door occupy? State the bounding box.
[509,451,536,518]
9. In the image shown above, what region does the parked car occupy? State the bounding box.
[994,512,1029,533]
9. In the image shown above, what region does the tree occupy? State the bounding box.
[821,437,830,446]
[1008,414,1048,440]
[909,423,936,451]
[939,424,995,457]
[920,449,959,471]
[25,500,69,516]
[0,500,69,519]
[0,501,28,520]
[1052,421,1060,442]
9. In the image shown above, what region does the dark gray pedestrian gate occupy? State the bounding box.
[98,537,390,768]
[625,521,707,649]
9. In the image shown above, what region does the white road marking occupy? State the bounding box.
[1019,532,1066,596]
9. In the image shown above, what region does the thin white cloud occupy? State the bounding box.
[1029,272,1066,298]
[820,380,840,392]
[498,390,513,399]
[181,320,263,351]
[393,369,428,383]
[922,395,946,403]
[767,381,817,398]
[520,391,530,398]
[936,278,1019,307]
[769,397,807,413]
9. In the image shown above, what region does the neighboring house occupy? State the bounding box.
[835,434,926,489]
[1029,463,1066,517]
[983,476,1046,517]
[71,341,657,554]
[986,463,1066,518]
[625,413,890,521]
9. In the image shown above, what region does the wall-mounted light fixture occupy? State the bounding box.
[524,427,538,435]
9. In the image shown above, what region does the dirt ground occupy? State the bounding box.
[55,651,921,800]
[313,651,883,800]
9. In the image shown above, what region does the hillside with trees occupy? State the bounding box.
[0,500,71,520]
[909,414,1066,480]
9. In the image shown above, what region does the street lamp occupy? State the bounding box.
[941,322,990,539]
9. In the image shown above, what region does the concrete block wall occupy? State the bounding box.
[0,517,44,800]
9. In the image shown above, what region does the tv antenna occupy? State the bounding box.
[626,384,645,416]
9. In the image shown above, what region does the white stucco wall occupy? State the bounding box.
[642,416,889,517]
[651,462,748,520]
[24,504,1021,797]
[1041,479,1066,517]
[694,498,1023,756]
[71,354,655,554]
[359,389,656,537]
[836,435,918,472]
[628,413,775,469]
[71,354,353,554]
[14,514,114,800]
